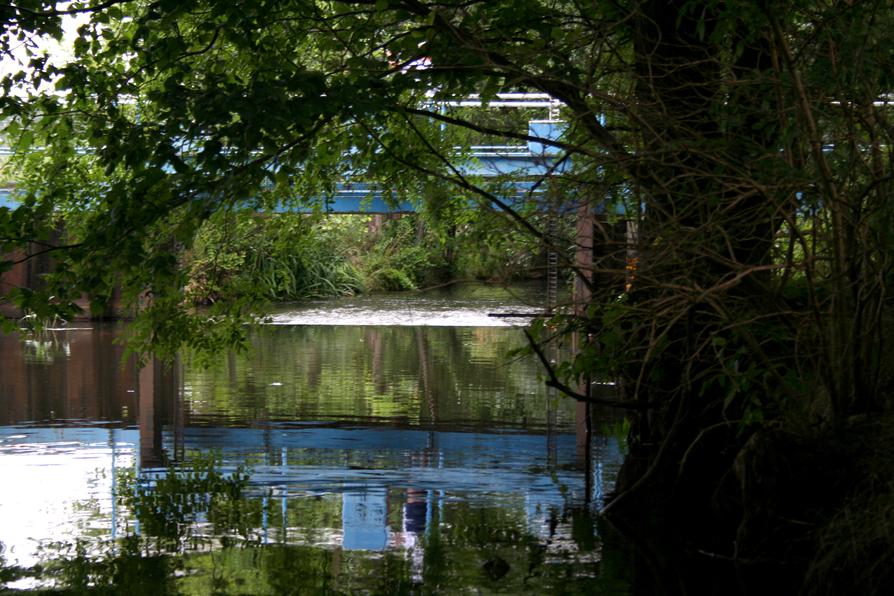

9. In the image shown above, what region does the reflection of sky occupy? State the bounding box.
[159,426,623,553]
[342,489,389,550]
[0,427,136,569]
[163,427,598,501]
[0,423,620,583]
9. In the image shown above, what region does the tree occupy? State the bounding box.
[2,1,893,591]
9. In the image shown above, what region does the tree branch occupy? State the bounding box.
[523,328,658,409]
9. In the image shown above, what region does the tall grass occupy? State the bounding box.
[184,212,363,304]
[184,210,549,304]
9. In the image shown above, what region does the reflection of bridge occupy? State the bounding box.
[132,357,623,552]
[143,425,618,548]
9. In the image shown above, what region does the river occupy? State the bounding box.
[0,284,628,593]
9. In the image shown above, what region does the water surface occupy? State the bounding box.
[0,285,627,593]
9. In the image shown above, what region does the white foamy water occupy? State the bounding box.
[264,287,548,327]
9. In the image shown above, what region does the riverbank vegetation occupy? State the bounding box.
[2,1,894,592]
[182,208,554,305]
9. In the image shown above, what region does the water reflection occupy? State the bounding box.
[1,288,627,592]
[0,326,138,427]
[182,325,576,431]
[0,426,136,574]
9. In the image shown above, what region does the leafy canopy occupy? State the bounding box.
[0,0,893,429]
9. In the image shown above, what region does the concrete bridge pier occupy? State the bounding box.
[1,234,129,320]
[0,241,56,318]
[572,201,630,473]
[573,201,595,466]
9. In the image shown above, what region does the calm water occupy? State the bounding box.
[0,285,629,593]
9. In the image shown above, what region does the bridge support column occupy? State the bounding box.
[367,213,403,240]
[0,241,55,318]
[2,228,128,320]
[574,201,594,465]
[574,202,594,310]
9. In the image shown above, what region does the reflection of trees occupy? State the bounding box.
[0,540,27,586]
[119,455,259,551]
[36,537,177,596]
[182,326,577,429]
[415,328,437,422]
[14,455,630,593]
[369,327,386,394]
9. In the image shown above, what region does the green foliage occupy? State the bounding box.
[184,211,363,304]
[1,4,894,584]
[0,0,588,358]
[452,210,555,282]
[356,216,440,291]
[183,209,541,301]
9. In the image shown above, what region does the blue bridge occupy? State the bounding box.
[0,119,570,214]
